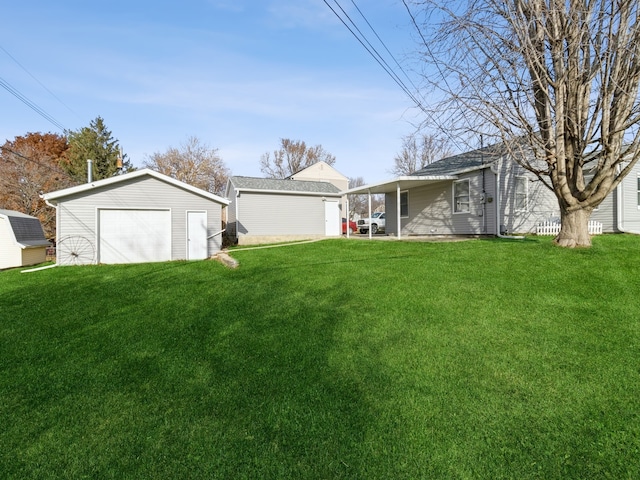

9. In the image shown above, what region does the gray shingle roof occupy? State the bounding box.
[0,210,50,247]
[229,176,341,194]
[411,144,505,177]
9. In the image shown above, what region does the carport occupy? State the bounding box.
[341,175,457,239]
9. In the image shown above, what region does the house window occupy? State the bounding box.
[453,179,470,213]
[637,176,640,207]
[400,191,408,217]
[515,176,528,211]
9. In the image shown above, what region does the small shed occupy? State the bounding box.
[41,169,230,265]
[0,210,50,270]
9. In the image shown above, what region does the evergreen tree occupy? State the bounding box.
[63,117,132,182]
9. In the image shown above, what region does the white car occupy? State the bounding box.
[357,212,385,234]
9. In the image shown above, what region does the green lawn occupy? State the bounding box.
[1,236,639,479]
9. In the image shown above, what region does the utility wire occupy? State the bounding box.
[0,144,70,176]
[323,0,427,114]
[325,0,465,151]
[349,0,419,93]
[0,75,66,131]
[0,45,79,119]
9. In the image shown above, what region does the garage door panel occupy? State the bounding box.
[99,209,171,264]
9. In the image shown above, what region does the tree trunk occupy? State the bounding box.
[554,207,593,248]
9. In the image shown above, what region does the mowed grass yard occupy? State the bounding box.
[1,236,640,479]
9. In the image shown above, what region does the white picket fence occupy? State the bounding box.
[536,220,603,236]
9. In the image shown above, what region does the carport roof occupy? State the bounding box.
[343,145,499,195]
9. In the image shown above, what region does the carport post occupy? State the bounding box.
[396,182,402,239]
[367,189,372,239]
[346,198,351,238]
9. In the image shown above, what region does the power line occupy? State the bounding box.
[324,0,465,151]
[0,76,66,132]
[0,45,79,119]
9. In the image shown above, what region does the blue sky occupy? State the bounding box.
[2,1,427,183]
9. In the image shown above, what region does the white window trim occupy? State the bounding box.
[637,175,640,209]
[515,175,528,212]
[400,190,409,218]
[453,179,470,214]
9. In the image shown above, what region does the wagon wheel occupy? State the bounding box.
[57,236,96,265]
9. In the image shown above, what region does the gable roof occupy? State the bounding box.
[41,168,229,205]
[0,210,50,247]
[287,161,348,181]
[228,176,341,195]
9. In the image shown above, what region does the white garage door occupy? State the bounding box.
[99,209,171,264]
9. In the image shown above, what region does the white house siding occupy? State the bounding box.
[498,161,559,234]
[57,176,223,264]
[0,217,20,269]
[618,167,640,232]
[386,172,492,236]
[591,189,617,232]
[236,192,329,239]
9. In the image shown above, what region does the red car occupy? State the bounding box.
[342,218,358,234]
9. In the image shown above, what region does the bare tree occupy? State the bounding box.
[408,0,640,247]
[144,136,230,195]
[347,176,384,217]
[260,138,336,178]
[391,133,453,175]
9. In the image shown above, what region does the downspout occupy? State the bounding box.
[493,160,525,240]
[235,189,240,243]
[43,197,60,266]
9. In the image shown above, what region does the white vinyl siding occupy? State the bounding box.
[56,176,223,264]
[385,173,492,236]
[237,192,331,236]
[453,179,470,213]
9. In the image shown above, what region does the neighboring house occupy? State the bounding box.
[345,143,640,237]
[0,210,51,270]
[288,161,349,192]
[225,176,343,245]
[41,168,229,265]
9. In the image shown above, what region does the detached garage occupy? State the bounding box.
[41,169,229,265]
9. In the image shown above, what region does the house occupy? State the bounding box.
[288,161,349,192]
[0,210,51,270]
[41,168,229,265]
[225,176,343,245]
[344,143,640,238]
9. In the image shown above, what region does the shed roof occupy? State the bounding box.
[0,210,50,248]
[229,176,341,195]
[41,168,230,205]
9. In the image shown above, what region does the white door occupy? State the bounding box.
[99,209,171,264]
[324,201,340,236]
[187,211,208,260]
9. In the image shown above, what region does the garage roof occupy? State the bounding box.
[41,168,230,205]
[229,176,342,195]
